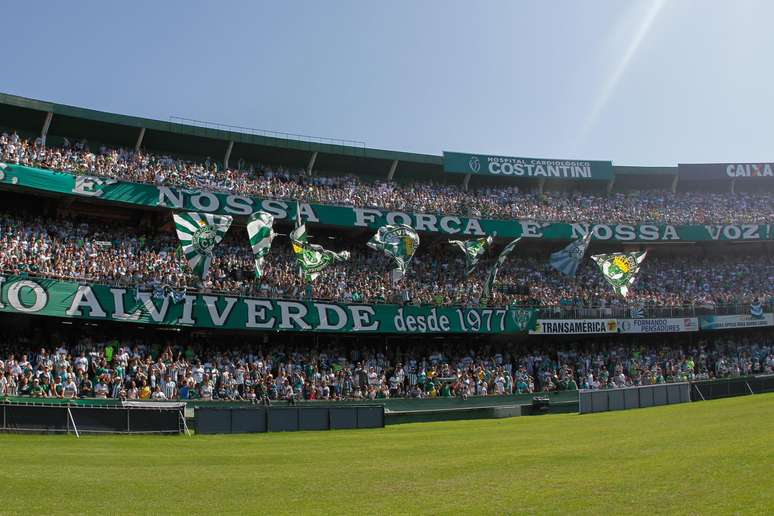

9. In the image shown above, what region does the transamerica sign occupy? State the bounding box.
[678,162,774,181]
[529,319,618,335]
[443,151,614,181]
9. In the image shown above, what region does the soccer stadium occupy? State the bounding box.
[1,3,774,514]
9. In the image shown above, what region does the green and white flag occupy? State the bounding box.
[288,201,348,281]
[591,251,647,297]
[449,236,493,275]
[173,211,233,279]
[367,224,420,280]
[246,211,276,278]
[482,238,521,301]
[289,201,308,246]
[292,241,350,282]
[549,233,591,277]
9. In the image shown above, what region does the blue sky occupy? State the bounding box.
[2,0,773,165]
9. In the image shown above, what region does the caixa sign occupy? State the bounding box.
[679,162,774,180]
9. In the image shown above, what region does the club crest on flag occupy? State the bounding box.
[591,251,647,298]
[368,224,420,280]
[173,211,233,280]
[192,223,217,255]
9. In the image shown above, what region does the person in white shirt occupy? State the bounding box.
[200,375,214,400]
[494,375,505,395]
[192,362,205,384]
[74,352,88,374]
[63,376,78,398]
[94,379,109,399]
[151,386,167,400]
[127,381,139,400]
[163,376,176,400]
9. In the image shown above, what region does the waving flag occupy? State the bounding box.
[293,242,350,282]
[591,251,647,297]
[449,236,493,275]
[173,212,233,279]
[367,224,420,281]
[246,211,277,278]
[287,202,348,281]
[289,202,307,246]
[750,301,764,319]
[288,201,309,278]
[549,233,592,277]
[482,238,521,300]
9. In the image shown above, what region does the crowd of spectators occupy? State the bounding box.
[3,131,774,225]
[1,212,773,309]
[1,333,771,401]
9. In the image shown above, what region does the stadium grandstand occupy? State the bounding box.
[0,91,772,408]
[5,3,774,513]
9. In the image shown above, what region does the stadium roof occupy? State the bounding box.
[0,92,679,183]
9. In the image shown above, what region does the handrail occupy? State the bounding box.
[1,270,770,316]
[167,116,367,150]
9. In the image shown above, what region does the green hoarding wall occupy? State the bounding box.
[1,163,772,242]
[0,276,537,334]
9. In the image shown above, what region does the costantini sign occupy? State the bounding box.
[678,163,774,181]
[0,276,536,334]
[443,151,614,181]
[1,164,773,242]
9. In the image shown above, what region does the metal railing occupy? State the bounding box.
[167,116,366,151]
[2,270,770,319]
[534,303,771,320]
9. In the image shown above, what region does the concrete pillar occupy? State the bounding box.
[224,140,234,171]
[462,173,471,191]
[306,151,318,176]
[40,111,53,147]
[606,177,615,194]
[730,178,736,194]
[538,177,546,194]
[135,127,146,151]
[671,175,679,194]
[386,159,398,181]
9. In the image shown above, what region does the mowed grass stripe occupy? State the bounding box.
[0,394,771,515]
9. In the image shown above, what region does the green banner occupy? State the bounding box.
[1,163,771,242]
[679,162,774,181]
[443,151,614,180]
[0,275,537,334]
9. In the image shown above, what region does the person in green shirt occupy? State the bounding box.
[424,379,435,394]
[104,342,115,364]
[39,376,52,396]
[440,383,452,397]
[30,378,45,397]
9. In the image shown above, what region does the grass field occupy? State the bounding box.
[0,394,772,515]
